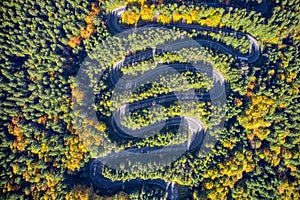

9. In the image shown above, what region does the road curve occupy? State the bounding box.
[91,4,262,199]
[110,62,223,140]
[90,153,179,199]
[107,6,261,63]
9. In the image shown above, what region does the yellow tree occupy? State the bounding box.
[122,10,140,25]
[238,95,275,141]
[157,14,171,24]
[140,5,155,21]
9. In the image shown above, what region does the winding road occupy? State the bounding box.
[90,2,264,199]
[108,6,261,63]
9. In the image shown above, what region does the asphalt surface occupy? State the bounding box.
[90,3,264,199]
[107,7,261,63]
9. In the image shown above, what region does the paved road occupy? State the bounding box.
[107,7,261,63]
[110,62,223,140]
[91,3,264,199]
[90,155,179,198]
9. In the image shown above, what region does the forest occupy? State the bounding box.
[0,0,299,199]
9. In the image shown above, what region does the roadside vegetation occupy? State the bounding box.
[0,0,299,199]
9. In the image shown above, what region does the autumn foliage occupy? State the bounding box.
[69,2,100,48]
[121,10,140,25]
[121,4,224,27]
[238,95,275,141]
[140,5,155,21]
[81,3,100,39]
[68,36,81,48]
[203,149,256,199]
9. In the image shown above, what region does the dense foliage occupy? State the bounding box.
[0,0,299,199]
